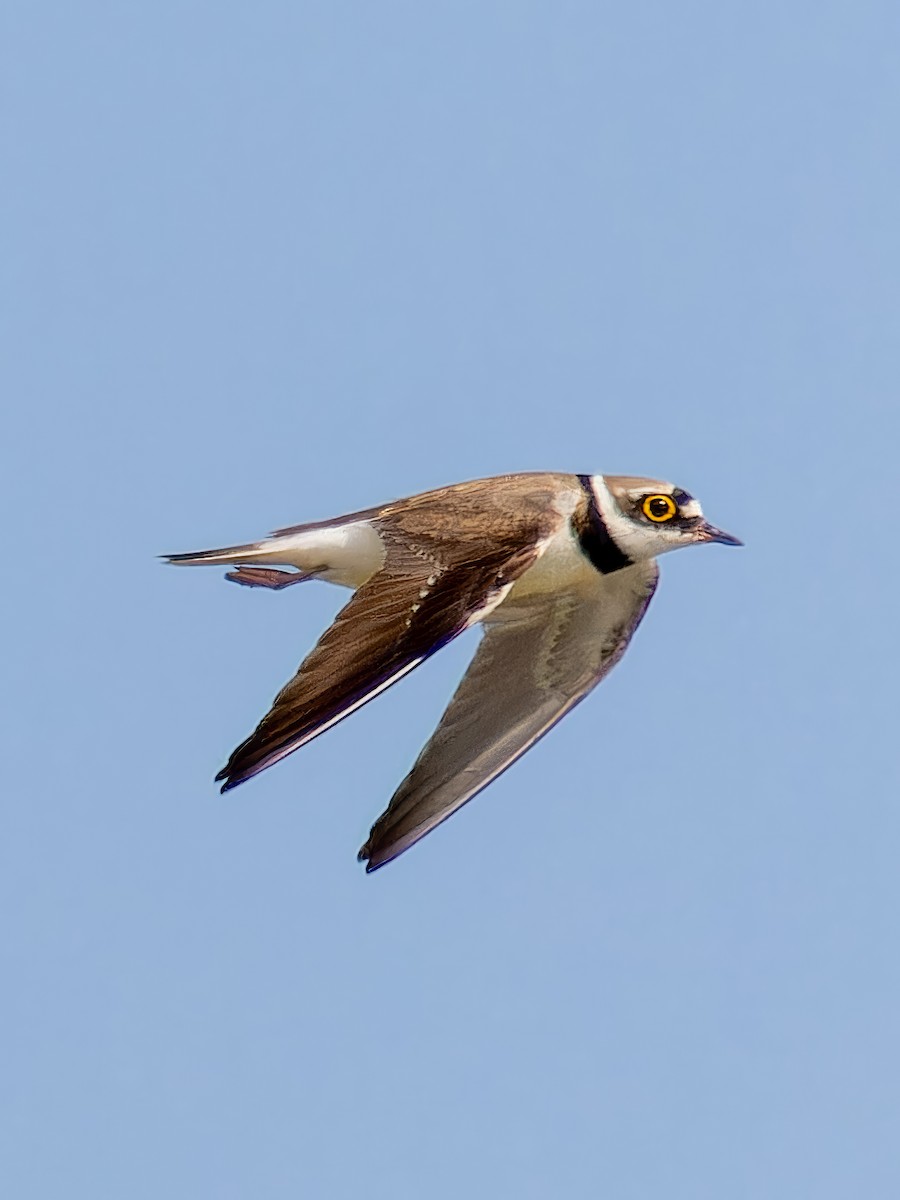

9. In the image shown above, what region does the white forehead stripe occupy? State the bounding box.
[679,499,702,519]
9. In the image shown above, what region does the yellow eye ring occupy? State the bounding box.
[642,494,677,522]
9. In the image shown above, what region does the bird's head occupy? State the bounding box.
[595,474,743,561]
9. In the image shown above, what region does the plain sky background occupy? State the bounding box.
[3,2,899,1197]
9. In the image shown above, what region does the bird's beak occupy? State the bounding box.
[695,520,743,547]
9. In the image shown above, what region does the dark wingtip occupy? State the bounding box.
[358,838,396,873]
[357,840,384,872]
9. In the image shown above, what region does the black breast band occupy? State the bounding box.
[575,475,633,574]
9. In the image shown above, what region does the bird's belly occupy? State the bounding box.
[272,520,386,588]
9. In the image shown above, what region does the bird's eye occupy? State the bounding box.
[642,494,677,522]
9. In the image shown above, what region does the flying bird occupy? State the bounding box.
[166,472,741,871]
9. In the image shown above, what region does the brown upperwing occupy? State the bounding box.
[216,474,575,791]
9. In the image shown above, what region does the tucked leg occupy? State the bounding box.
[225,566,314,590]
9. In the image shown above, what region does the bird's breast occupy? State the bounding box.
[503,523,599,604]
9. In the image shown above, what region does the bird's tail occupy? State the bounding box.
[164,511,384,590]
[163,540,278,567]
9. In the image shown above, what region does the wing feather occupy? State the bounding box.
[216,527,550,791]
[358,562,659,870]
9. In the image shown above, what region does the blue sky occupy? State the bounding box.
[3,2,899,1196]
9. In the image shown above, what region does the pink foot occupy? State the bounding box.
[225,566,313,590]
